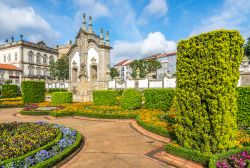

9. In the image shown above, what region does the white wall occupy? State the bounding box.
[0,46,21,64]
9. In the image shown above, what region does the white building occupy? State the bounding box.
[145,52,177,80]
[0,39,57,80]
[0,64,22,85]
[114,59,133,81]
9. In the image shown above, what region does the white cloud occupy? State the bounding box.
[143,0,168,17]
[72,0,110,19]
[0,1,60,45]
[111,32,176,65]
[191,0,250,38]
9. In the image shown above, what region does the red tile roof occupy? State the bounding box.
[144,52,177,60]
[0,64,21,71]
[115,59,132,66]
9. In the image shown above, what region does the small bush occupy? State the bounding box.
[47,88,68,93]
[21,81,45,103]
[51,92,72,105]
[1,84,19,98]
[144,88,175,111]
[121,89,142,110]
[237,87,250,128]
[93,90,118,106]
[165,143,211,166]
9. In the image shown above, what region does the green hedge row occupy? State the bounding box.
[237,87,250,127]
[121,89,142,110]
[51,92,73,105]
[165,143,211,166]
[0,131,62,166]
[47,88,68,93]
[175,30,244,153]
[93,90,118,106]
[21,81,45,103]
[1,84,19,98]
[144,88,175,111]
[21,110,138,119]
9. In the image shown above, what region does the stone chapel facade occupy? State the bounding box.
[68,14,111,100]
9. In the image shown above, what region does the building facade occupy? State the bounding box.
[145,52,177,80]
[67,14,111,98]
[0,39,57,80]
[57,41,73,59]
[0,64,22,85]
[114,59,133,81]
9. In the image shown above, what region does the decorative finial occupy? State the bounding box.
[105,31,109,46]
[100,28,104,44]
[88,16,93,33]
[20,34,23,41]
[82,13,86,31]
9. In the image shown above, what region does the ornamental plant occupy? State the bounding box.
[21,81,45,103]
[51,92,73,105]
[121,89,142,110]
[93,90,118,106]
[175,30,244,153]
[1,84,19,98]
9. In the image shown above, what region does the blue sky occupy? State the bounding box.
[0,0,250,64]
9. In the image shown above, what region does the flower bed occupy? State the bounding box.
[136,109,173,138]
[0,97,23,108]
[0,122,82,168]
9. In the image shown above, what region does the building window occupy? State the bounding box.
[37,53,41,64]
[29,67,34,76]
[15,71,19,76]
[15,52,18,61]
[49,55,54,64]
[8,53,11,62]
[37,68,41,76]
[28,51,34,63]
[15,79,19,84]
[43,54,47,65]
[3,55,6,62]
[9,71,13,75]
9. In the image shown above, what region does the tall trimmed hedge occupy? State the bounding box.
[93,90,118,106]
[51,92,73,105]
[237,87,250,127]
[175,30,244,153]
[121,89,142,110]
[1,84,19,98]
[144,88,175,111]
[21,81,45,103]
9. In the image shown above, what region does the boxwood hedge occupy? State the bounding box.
[93,90,118,106]
[21,81,45,103]
[51,92,73,105]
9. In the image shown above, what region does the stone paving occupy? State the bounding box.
[0,108,173,168]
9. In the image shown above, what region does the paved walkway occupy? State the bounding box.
[0,108,174,168]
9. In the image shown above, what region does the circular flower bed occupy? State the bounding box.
[0,122,82,168]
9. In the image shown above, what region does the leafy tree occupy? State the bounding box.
[110,67,119,79]
[49,61,57,80]
[49,55,69,80]
[56,55,69,80]
[244,37,250,61]
[129,59,161,79]
[4,79,12,84]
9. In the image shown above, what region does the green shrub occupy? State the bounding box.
[47,88,68,93]
[93,90,118,106]
[21,81,45,103]
[165,143,211,166]
[175,30,244,153]
[144,88,175,111]
[1,84,19,98]
[121,89,142,110]
[237,87,250,128]
[51,92,72,105]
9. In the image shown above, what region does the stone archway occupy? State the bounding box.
[90,65,97,82]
